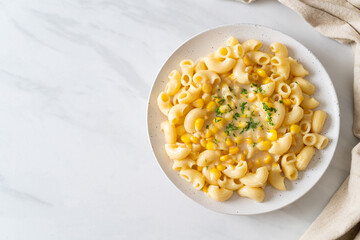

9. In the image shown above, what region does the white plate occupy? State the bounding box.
[147,24,339,215]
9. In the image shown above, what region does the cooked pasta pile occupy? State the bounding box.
[157,36,328,202]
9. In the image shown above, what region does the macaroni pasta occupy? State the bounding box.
[157,37,329,202]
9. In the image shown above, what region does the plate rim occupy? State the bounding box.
[146,23,340,215]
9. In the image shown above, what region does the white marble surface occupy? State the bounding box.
[0,0,358,239]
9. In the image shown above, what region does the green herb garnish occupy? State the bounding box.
[225,122,239,136]
[241,88,248,94]
[233,112,240,120]
[240,102,248,114]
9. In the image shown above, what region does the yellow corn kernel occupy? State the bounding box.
[234,136,243,144]
[263,77,272,85]
[202,185,208,193]
[243,150,249,156]
[200,139,207,148]
[222,131,228,137]
[256,68,267,78]
[272,163,279,169]
[239,153,246,161]
[210,126,218,134]
[226,138,233,146]
[243,56,252,66]
[197,165,203,172]
[238,121,246,128]
[206,137,214,143]
[176,125,186,136]
[246,137,253,145]
[229,146,239,155]
[214,119,225,129]
[181,134,191,144]
[220,155,230,162]
[192,98,204,108]
[219,105,228,113]
[257,141,271,151]
[228,73,236,81]
[202,83,212,93]
[214,97,224,105]
[263,97,269,102]
[186,143,192,149]
[265,102,274,109]
[248,92,256,102]
[242,110,251,118]
[195,118,205,131]
[206,142,216,150]
[257,137,263,142]
[267,129,278,141]
[224,113,233,121]
[191,135,199,143]
[290,124,301,134]
[264,155,273,164]
[228,101,235,109]
[283,98,291,106]
[206,101,217,112]
[216,164,226,171]
[257,93,264,101]
[213,117,222,124]
[255,159,262,167]
[210,168,221,180]
[205,130,212,138]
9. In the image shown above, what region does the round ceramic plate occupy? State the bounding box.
[147,24,339,215]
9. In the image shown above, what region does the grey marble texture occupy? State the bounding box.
[0,0,358,239]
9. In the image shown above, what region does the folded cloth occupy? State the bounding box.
[236,0,360,239]
[300,142,360,240]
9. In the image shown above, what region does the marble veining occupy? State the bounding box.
[0,0,357,239]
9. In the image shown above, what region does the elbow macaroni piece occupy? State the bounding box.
[157,37,329,203]
[165,143,191,160]
[207,185,233,201]
[204,56,236,74]
[197,150,220,167]
[301,94,319,109]
[242,39,262,53]
[290,58,309,77]
[247,51,271,65]
[312,110,327,133]
[269,163,286,191]
[218,176,243,190]
[271,56,290,80]
[172,158,195,171]
[180,169,205,190]
[232,59,250,84]
[223,161,248,179]
[269,133,293,155]
[261,82,275,97]
[184,108,207,133]
[240,166,269,187]
[157,92,173,115]
[237,186,265,202]
[168,103,191,125]
[296,146,315,171]
[283,106,304,125]
[270,42,288,57]
[281,153,298,180]
[161,121,176,144]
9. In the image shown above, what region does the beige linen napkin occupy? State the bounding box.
[236,0,360,239]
